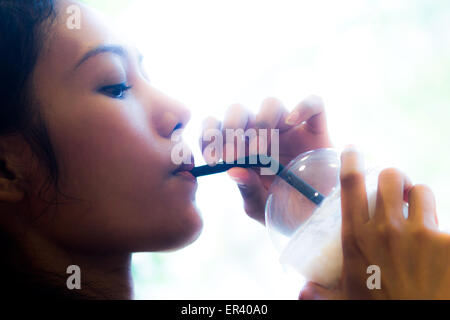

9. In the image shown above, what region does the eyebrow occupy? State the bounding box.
[74,45,128,70]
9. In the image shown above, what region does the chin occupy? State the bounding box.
[164,206,204,251]
[133,205,204,253]
[168,218,203,251]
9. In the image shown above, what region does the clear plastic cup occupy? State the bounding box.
[265,148,408,288]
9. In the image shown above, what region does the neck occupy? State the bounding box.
[28,234,134,299]
[64,250,134,299]
[6,220,134,299]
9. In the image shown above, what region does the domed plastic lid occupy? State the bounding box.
[265,148,341,252]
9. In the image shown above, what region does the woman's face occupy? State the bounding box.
[27,0,202,253]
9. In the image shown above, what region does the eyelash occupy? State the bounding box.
[99,82,133,99]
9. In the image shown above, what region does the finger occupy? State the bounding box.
[222,104,253,161]
[227,167,268,225]
[299,282,343,300]
[223,103,251,130]
[408,184,438,229]
[200,117,222,165]
[285,95,328,134]
[255,97,289,131]
[374,168,412,223]
[249,98,288,155]
[340,146,369,242]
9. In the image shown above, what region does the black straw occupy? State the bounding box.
[190,155,325,206]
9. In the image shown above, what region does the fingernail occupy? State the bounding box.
[341,145,364,176]
[285,110,300,125]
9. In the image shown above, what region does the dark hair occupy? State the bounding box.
[0,0,91,299]
[0,0,62,204]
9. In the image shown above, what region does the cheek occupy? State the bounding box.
[50,100,158,196]
[36,101,201,251]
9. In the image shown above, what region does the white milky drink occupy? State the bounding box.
[265,149,410,288]
[277,167,408,288]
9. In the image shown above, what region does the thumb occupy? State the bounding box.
[227,167,268,225]
[299,282,343,300]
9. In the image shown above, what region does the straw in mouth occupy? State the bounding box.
[190,155,325,206]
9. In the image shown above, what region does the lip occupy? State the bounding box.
[174,170,197,182]
[172,154,197,181]
[173,162,195,174]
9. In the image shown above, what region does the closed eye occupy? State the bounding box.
[99,83,133,99]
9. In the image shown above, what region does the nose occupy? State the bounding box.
[150,89,191,139]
